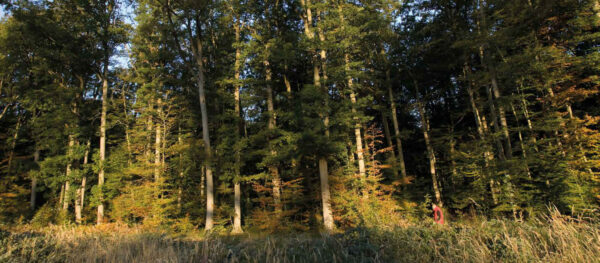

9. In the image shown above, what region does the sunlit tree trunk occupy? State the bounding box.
[413,79,442,207]
[190,30,215,230]
[490,68,512,158]
[97,55,108,225]
[232,19,243,234]
[75,140,90,224]
[301,0,334,231]
[347,61,366,178]
[63,134,75,211]
[155,98,162,183]
[338,6,365,179]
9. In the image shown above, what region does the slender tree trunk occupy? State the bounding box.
[477,0,511,160]
[347,60,366,178]
[284,65,292,97]
[490,68,512,158]
[75,140,90,224]
[510,102,532,178]
[413,78,442,207]
[97,57,108,225]
[347,140,356,164]
[63,134,75,211]
[338,7,366,178]
[264,48,282,211]
[59,184,65,209]
[449,126,458,190]
[155,98,162,183]
[319,158,334,230]
[7,116,21,176]
[386,75,408,181]
[232,20,243,234]
[485,81,506,161]
[192,33,215,230]
[301,0,333,231]
[465,64,499,204]
[381,112,399,179]
[122,84,132,164]
[517,84,539,152]
[30,148,40,211]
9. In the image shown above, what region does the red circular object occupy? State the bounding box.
[433,206,444,225]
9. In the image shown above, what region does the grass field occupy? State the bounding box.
[1,211,599,263]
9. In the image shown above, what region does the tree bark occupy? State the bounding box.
[30,148,40,211]
[264,47,282,211]
[75,140,90,224]
[347,60,366,178]
[413,78,442,207]
[490,68,512,158]
[121,84,132,164]
[191,31,215,231]
[63,134,75,211]
[232,19,243,234]
[338,5,366,178]
[7,116,21,176]
[97,55,108,225]
[381,112,399,179]
[155,98,162,183]
[301,0,334,231]
[464,64,499,204]
[386,73,408,181]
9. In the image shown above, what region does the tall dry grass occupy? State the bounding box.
[1,209,599,262]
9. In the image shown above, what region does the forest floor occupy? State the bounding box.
[1,212,600,263]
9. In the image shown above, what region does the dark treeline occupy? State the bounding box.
[0,0,599,232]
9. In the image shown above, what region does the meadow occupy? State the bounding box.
[1,210,599,263]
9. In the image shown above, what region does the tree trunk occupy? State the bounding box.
[75,140,90,224]
[464,64,499,204]
[155,98,162,183]
[319,158,334,230]
[7,116,21,176]
[264,48,282,211]
[63,134,75,211]
[301,0,334,231]
[338,6,366,179]
[485,81,506,161]
[59,184,65,209]
[490,68,512,159]
[510,102,532,178]
[413,79,442,207]
[232,20,243,234]
[97,57,108,225]
[347,59,366,178]
[449,127,458,190]
[191,33,215,231]
[386,73,408,181]
[477,0,511,160]
[284,65,292,98]
[122,84,132,164]
[30,148,40,211]
[381,112,399,179]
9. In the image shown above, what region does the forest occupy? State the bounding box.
[0,0,599,262]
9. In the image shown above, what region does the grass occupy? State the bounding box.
[1,210,599,262]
